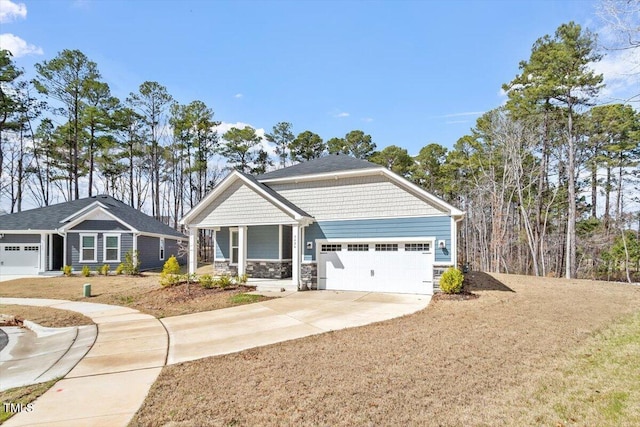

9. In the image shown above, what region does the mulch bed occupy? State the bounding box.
[0,315,24,327]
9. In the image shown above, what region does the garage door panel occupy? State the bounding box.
[0,244,40,274]
[318,242,433,294]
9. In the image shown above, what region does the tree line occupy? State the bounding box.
[1,19,639,282]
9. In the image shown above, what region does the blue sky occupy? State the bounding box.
[1,0,637,156]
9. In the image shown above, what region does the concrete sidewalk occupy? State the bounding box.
[1,291,430,426]
[0,298,167,427]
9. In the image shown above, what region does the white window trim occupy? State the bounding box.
[229,228,239,266]
[159,237,165,261]
[79,233,98,263]
[103,233,121,263]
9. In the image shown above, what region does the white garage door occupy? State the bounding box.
[0,244,40,275]
[318,241,434,294]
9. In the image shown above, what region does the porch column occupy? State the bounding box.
[40,233,47,273]
[238,225,247,276]
[188,227,198,274]
[48,234,53,271]
[62,233,67,267]
[292,224,300,289]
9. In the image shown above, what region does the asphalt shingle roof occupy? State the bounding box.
[0,195,185,238]
[257,154,381,180]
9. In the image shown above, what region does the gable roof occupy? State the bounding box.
[180,170,314,225]
[0,195,185,238]
[257,154,380,181]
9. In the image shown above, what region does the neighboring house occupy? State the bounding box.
[0,195,186,276]
[181,155,464,295]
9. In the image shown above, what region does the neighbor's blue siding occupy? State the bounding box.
[67,232,133,270]
[1,234,40,244]
[70,220,128,231]
[216,228,229,259]
[304,216,452,262]
[247,225,279,259]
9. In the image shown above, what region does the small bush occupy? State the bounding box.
[237,273,248,284]
[217,274,233,289]
[115,263,125,275]
[62,265,72,276]
[81,265,91,277]
[160,273,181,287]
[122,250,140,275]
[199,274,215,289]
[100,264,110,276]
[440,267,464,294]
[162,256,181,275]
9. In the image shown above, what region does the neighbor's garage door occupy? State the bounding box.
[318,242,433,294]
[0,244,40,275]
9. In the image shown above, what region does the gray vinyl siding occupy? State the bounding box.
[67,232,133,270]
[216,228,230,259]
[137,235,161,270]
[165,238,186,262]
[247,225,279,259]
[282,225,292,259]
[304,216,452,262]
[70,220,129,231]
[0,234,40,244]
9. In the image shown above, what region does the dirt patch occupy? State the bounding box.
[131,273,640,427]
[0,274,276,318]
[0,305,94,328]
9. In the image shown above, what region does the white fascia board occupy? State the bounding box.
[59,206,138,233]
[138,231,188,241]
[59,201,109,223]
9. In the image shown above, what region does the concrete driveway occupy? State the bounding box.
[1,291,430,426]
[163,291,431,364]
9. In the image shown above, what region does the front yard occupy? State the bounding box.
[131,273,640,426]
[0,270,274,319]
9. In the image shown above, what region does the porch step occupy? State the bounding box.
[253,281,298,293]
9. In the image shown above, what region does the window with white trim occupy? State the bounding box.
[375,243,398,251]
[321,244,342,252]
[405,243,430,252]
[80,234,97,262]
[347,244,369,251]
[104,234,120,262]
[159,238,165,261]
[230,230,239,264]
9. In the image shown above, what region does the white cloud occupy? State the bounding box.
[334,112,349,118]
[433,111,484,119]
[591,47,640,103]
[0,33,43,57]
[362,117,373,122]
[0,0,26,23]
[234,93,243,99]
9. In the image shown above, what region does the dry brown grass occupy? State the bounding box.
[0,305,93,327]
[0,379,58,423]
[0,274,273,318]
[131,273,640,427]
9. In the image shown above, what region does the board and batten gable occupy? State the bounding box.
[69,220,130,231]
[192,180,295,227]
[304,217,453,263]
[267,174,444,221]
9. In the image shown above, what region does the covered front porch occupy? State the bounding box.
[187,223,309,290]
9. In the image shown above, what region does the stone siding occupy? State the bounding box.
[246,260,292,279]
[214,260,292,279]
[301,262,317,290]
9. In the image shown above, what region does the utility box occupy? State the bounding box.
[83,283,91,297]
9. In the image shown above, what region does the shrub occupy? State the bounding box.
[439,267,464,294]
[237,273,248,284]
[100,264,110,276]
[81,265,91,277]
[217,274,233,289]
[115,263,125,275]
[162,256,181,275]
[199,274,215,289]
[62,265,72,276]
[122,250,141,275]
[160,273,181,287]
